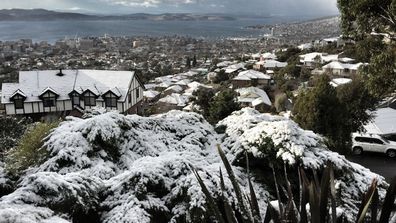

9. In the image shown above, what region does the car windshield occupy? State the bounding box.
[381,137,390,144]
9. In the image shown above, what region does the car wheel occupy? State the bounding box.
[386,150,396,158]
[353,147,363,155]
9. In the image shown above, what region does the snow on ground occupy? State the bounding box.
[0,108,388,222]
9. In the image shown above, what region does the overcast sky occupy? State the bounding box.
[0,0,339,16]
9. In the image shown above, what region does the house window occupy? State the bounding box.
[128,91,132,104]
[104,93,117,108]
[136,88,140,99]
[13,95,24,109]
[84,91,96,106]
[41,92,57,107]
[70,92,80,106]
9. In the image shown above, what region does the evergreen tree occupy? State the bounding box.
[208,89,240,124]
[186,57,191,68]
[292,76,376,153]
[191,87,215,118]
[192,55,197,67]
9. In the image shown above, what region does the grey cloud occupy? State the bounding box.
[0,0,339,15]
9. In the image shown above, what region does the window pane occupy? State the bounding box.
[43,97,55,107]
[72,96,80,105]
[136,88,139,98]
[14,99,24,109]
[372,139,384,144]
[105,97,117,107]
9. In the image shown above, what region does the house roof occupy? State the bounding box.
[329,78,352,87]
[322,61,364,70]
[234,70,271,81]
[236,87,272,107]
[1,70,136,104]
[299,52,339,64]
[158,93,189,106]
[143,90,160,98]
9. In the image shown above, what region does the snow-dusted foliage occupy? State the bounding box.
[0,108,387,222]
[0,111,267,222]
[219,108,388,221]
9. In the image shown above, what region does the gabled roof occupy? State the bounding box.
[236,87,272,106]
[234,70,271,81]
[322,61,365,70]
[143,90,160,99]
[1,70,137,103]
[39,87,59,97]
[10,89,27,100]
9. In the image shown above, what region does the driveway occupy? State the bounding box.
[347,152,396,183]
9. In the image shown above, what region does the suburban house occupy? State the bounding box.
[232,70,272,88]
[322,61,365,77]
[235,87,272,112]
[253,59,287,71]
[299,52,339,68]
[1,69,145,116]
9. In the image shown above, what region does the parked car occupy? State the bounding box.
[352,134,396,157]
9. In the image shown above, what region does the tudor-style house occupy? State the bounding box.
[1,69,145,116]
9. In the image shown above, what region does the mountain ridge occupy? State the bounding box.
[0,8,236,21]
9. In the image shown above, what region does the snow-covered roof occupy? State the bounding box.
[233,70,271,81]
[143,90,160,99]
[322,37,339,43]
[329,78,352,87]
[9,89,27,99]
[236,87,272,106]
[144,84,157,90]
[323,61,364,70]
[216,61,234,68]
[175,79,191,86]
[299,52,339,64]
[158,93,189,106]
[1,70,136,104]
[298,43,313,50]
[364,108,396,135]
[224,62,246,73]
[256,60,287,68]
[165,85,183,93]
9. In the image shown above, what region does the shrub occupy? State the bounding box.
[0,116,32,159]
[5,121,59,175]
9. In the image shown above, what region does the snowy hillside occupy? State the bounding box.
[0,108,387,222]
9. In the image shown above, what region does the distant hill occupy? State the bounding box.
[0,9,236,21]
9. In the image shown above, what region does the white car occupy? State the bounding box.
[352,134,396,157]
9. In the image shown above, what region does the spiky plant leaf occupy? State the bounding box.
[264,200,281,223]
[308,182,320,223]
[299,167,309,223]
[379,177,396,223]
[217,145,251,222]
[371,188,379,223]
[271,164,284,218]
[357,178,378,223]
[329,165,337,223]
[319,164,331,223]
[192,167,225,223]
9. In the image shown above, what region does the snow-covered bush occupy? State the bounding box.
[219,108,388,221]
[0,108,388,222]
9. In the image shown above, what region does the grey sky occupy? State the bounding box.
[0,0,339,16]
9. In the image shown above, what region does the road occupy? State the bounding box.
[347,152,396,183]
